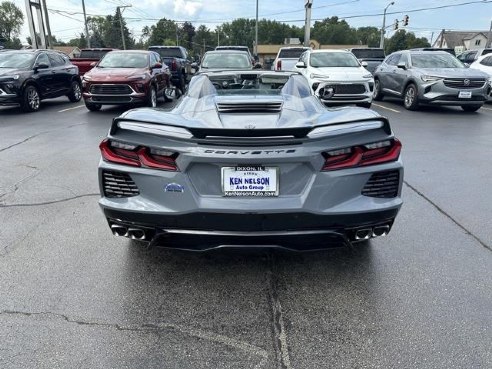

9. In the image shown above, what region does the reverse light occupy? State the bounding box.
[99,139,179,171]
[322,139,401,171]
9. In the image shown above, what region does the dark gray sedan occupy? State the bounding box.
[373,50,491,111]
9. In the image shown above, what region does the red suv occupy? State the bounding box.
[82,50,171,111]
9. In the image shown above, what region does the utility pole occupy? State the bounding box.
[40,0,52,48]
[117,5,131,50]
[304,0,313,47]
[254,0,258,57]
[380,1,394,49]
[488,19,492,48]
[82,0,90,48]
[217,26,220,47]
[439,29,445,48]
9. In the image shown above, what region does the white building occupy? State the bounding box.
[432,31,491,52]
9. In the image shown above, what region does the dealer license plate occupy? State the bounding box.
[222,166,279,197]
[458,91,472,99]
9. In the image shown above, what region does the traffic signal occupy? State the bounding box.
[394,19,399,30]
[403,15,409,26]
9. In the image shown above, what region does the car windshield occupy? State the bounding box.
[411,53,464,68]
[310,52,360,67]
[149,48,182,58]
[201,53,251,69]
[209,74,292,96]
[0,53,35,68]
[98,53,148,68]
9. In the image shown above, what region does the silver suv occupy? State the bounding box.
[373,50,491,112]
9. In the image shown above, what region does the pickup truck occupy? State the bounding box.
[273,46,310,71]
[148,46,191,94]
[70,48,116,76]
[348,48,386,75]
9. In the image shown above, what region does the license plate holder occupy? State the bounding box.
[222,166,279,197]
[458,91,472,99]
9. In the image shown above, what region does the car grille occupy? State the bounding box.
[443,78,486,89]
[327,84,366,94]
[361,170,400,198]
[90,84,133,95]
[216,102,282,113]
[102,171,140,198]
[91,96,132,103]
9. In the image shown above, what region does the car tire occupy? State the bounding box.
[461,105,482,112]
[85,101,102,111]
[403,83,419,111]
[147,85,157,107]
[67,80,82,102]
[176,74,185,98]
[21,85,41,112]
[356,102,372,108]
[373,79,384,101]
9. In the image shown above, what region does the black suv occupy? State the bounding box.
[0,49,81,112]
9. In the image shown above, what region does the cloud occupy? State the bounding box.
[173,0,203,17]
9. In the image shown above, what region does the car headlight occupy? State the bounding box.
[310,73,328,79]
[363,73,373,79]
[127,74,148,80]
[421,75,443,82]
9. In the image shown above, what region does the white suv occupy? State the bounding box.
[273,46,310,71]
[294,49,374,108]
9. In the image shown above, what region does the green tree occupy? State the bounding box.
[0,1,24,45]
[193,24,214,59]
[257,19,303,44]
[87,16,106,48]
[312,17,357,45]
[148,18,178,46]
[385,30,430,53]
[220,18,256,48]
[356,26,380,47]
[103,9,134,49]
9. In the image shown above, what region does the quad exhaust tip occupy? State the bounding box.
[111,224,128,237]
[128,228,146,240]
[354,224,391,241]
[110,224,148,240]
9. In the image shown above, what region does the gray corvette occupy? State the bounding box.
[98,71,403,251]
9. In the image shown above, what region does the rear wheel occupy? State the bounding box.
[85,101,102,111]
[373,79,384,101]
[21,85,40,112]
[403,83,419,110]
[67,80,82,102]
[461,105,482,112]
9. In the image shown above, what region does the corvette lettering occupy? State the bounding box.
[204,149,296,155]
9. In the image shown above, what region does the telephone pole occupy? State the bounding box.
[117,5,131,50]
[304,0,313,47]
[82,0,90,47]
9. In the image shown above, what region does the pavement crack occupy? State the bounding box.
[267,252,292,369]
[0,193,100,208]
[404,181,491,251]
[1,309,269,366]
[0,122,89,153]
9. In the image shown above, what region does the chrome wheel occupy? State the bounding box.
[148,87,157,107]
[404,86,415,108]
[73,82,81,100]
[373,80,380,98]
[28,88,40,111]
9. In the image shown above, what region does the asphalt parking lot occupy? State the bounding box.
[1,97,491,368]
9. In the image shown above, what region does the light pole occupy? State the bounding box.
[254,0,258,57]
[380,1,394,49]
[304,0,313,47]
[117,5,131,50]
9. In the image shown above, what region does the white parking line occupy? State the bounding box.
[372,103,400,113]
[58,105,84,113]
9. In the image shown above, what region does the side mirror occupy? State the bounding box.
[34,63,49,71]
[397,61,407,70]
[295,61,306,69]
[153,62,162,69]
[191,62,198,69]
[361,61,368,67]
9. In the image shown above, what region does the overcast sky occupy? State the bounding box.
[11,0,492,45]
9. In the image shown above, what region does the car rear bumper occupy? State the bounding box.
[102,207,401,251]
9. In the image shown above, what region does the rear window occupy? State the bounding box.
[79,50,111,59]
[149,47,183,58]
[216,46,249,53]
[350,49,385,59]
[278,48,308,58]
[482,49,492,56]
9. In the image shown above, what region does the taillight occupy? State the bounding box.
[322,139,401,171]
[99,139,178,171]
[171,59,177,71]
[276,60,282,70]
